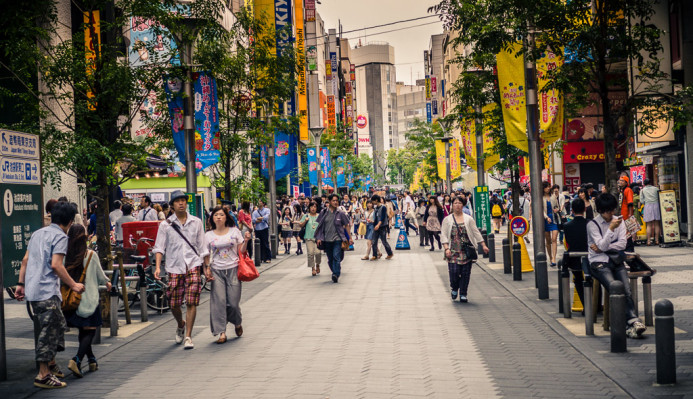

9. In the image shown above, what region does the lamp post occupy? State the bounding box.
[171,14,204,196]
[310,127,325,196]
[260,104,279,258]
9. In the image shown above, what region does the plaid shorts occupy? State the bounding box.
[167,266,202,307]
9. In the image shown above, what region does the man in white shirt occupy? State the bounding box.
[153,191,209,349]
[402,191,418,235]
[587,193,646,339]
[137,196,158,221]
[109,200,123,226]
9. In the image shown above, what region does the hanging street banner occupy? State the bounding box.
[194,72,220,170]
[536,48,564,147]
[261,132,296,181]
[321,148,334,189]
[129,16,178,67]
[335,155,346,187]
[347,163,354,188]
[473,185,492,234]
[434,139,462,181]
[164,77,185,164]
[460,104,501,172]
[497,43,528,153]
[426,103,432,123]
[294,0,309,141]
[307,148,319,186]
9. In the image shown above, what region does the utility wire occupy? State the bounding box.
[305,14,440,39]
[344,21,442,41]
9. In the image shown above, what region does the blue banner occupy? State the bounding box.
[432,99,438,115]
[307,147,318,186]
[321,148,334,189]
[364,175,372,192]
[261,132,295,181]
[426,103,432,123]
[194,72,220,170]
[164,77,185,164]
[336,155,346,187]
[347,163,354,189]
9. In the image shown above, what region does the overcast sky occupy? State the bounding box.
[316,0,444,85]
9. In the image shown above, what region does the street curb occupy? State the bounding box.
[474,258,640,399]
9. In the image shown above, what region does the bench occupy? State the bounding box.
[558,251,656,335]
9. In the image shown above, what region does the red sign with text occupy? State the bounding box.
[563,140,625,163]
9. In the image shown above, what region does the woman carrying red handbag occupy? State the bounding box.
[203,207,252,344]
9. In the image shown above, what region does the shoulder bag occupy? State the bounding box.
[453,215,477,261]
[237,250,259,282]
[61,251,94,311]
[166,219,200,257]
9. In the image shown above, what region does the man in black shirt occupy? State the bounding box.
[370,195,393,260]
[563,198,589,307]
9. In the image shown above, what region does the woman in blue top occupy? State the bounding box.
[542,181,559,266]
[299,202,321,276]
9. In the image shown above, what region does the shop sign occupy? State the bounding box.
[623,156,642,167]
[641,155,654,165]
[563,141,624,163]
[473,186,491,233]
[658,190,680,245]
[356,115,367,129]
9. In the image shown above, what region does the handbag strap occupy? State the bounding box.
[166,219,200,256]
[78,250,94,284]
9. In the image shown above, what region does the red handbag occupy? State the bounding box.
[237,251,259,282]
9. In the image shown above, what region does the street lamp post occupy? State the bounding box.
[475,104,485,188]
[310,127,325,196]
[438,119,453,195]
[261,105,278,258]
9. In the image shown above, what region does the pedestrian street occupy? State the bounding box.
[27,237,632,399]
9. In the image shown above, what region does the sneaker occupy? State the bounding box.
[459,295,468,303]
[175,325,185,344]
[631,320,647,337]
[626,325,638,339]
[68,358,82,378]
[88,358,98,372]
[331,274,338,283]
[451,290,458,300]
[386,255,393,260]
[184,337,194,349]
[49,363,64,378]
[34,374,66,389]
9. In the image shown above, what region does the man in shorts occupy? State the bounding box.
[16,201,82,389]
[154,190,208,349]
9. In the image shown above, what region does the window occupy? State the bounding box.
[388,112,392,122]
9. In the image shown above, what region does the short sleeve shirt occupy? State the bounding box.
[302,214,319,240]
[24,224,68,302]
[620,187,634,218]
[205,228,244,270]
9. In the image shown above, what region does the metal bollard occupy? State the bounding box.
[502,238,511,274]
[93,326,101,345]
[270,233,278,259]
[655,299,676,385]
[583,278,594,335]
[138,264,148,323]
[643,276,653,326]
[630,277,639,316]
[512,243,522,281]
[481,229,489,258]
[609,281,627,353]
[560,261,571,318]
[254,237,261,267]
[109,287,119,337]
[488,233,496,262]
[536,252,549,300]
[557,257,565,313]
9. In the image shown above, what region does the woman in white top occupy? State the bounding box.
[441,196,488,303]
[640,178,661,245]
[203,206,251,344]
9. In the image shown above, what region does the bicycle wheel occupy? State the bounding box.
[146,280,170,311]
[117,291,138,312]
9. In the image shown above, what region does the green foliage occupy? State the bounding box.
[404,119,445,187]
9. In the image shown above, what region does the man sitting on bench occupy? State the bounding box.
[587,193,647,339]
[563,198,588,308]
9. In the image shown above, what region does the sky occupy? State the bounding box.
[316,0,445,85]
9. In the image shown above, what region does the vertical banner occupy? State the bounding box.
[164,77,186,163]
[307,147,318,185]
[460,104,500,171]
[365,175,372,192]
[129,16,177,67]
[84,11,101,107]
[432,99,438,115]
[536,49,564,147]
[426,103,432,123]
[336,155,346,187]
[425,76,432,100]
[305,0,315,21]
[294,0,309,141]
[473,186,492,233]
[347,163,354,188]
[431,77,437,94]
[435,140,447,180]
[261,132,295,181]
[496,43,528,152]
[321,148,334,189]
[449,139,462,179]
[194,72,220,170]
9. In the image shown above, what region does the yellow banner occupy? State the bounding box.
[449,139,462,179]
[84,11,100,108]
[253,0,277,87]
[497,43,528,153]
[435,140,446,180]
[294,0,308,141]
[460,104,500,172]
[536,49,564,147]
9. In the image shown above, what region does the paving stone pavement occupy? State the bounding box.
[1,233,657,398]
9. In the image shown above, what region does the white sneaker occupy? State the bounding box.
[175,326,185,344]
[184,337,194,349]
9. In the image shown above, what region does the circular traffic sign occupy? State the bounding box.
[510,216,529,237]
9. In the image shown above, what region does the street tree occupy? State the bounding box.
[432,0,693,193]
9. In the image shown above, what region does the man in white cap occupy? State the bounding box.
[153,190,208,349]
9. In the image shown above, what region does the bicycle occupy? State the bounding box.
[116,237,170,312]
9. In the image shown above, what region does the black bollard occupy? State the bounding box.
[254,238,261,267]
[512,243,522,281]
[488,233,496,262]
[583,278,594,336]
[480,229,488,258]
[558,258,567,315]
[643,276,654,326]
[270,233,277,259]
[609,281,627,353]
[536,252,549,300]
[655,299,676,385]
[502,238,511,274]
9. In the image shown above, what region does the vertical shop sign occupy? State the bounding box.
[658,190,680,245]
